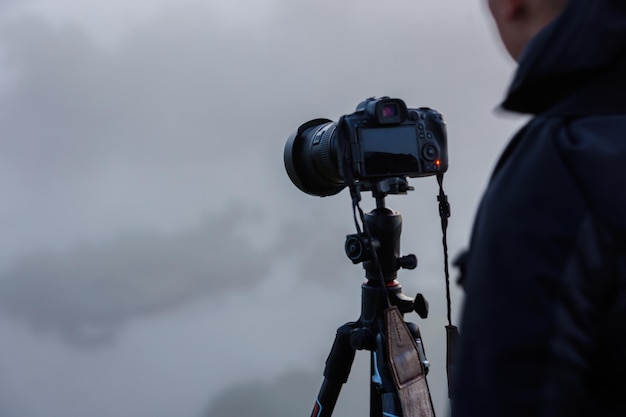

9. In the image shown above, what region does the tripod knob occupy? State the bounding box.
[345,234,379,264]
[350,328,375,350]
[414,293,429,319]
[399,254,418,270]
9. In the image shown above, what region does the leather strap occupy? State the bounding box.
[385,306,435,417]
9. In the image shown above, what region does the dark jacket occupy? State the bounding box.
[453,1,626,416]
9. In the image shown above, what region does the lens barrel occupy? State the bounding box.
[284,119,345,197]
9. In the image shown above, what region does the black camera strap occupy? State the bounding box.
[437,173,459,399]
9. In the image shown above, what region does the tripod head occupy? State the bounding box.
[345,179,429,319]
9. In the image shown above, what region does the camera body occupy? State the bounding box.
[340,97,447,181]
[284,97,448,197]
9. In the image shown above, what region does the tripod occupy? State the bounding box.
[311,193,435,417]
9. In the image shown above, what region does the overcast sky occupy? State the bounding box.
[0,1,526,416]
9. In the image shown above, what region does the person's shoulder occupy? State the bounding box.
[557,114,626,151]
[553,113,626,236]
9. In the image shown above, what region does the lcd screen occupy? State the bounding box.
[358,126,420,176]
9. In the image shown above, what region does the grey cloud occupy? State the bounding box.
[0,0,491,177]
[204,369,369,417]
[0,378,19,417]
[0,203,272,347]
[0,199,363,349]
[274,216,356,284]
[205,371,321,416]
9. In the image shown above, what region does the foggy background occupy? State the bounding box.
[0,0,526,416]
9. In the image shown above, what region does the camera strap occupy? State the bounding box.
[437,173,460,399]
[385,305,435,417]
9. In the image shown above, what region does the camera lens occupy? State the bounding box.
[284,119,345,197]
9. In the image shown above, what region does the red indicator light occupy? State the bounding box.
[436,160,441,166]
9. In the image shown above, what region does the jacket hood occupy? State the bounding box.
[502,0,626,114]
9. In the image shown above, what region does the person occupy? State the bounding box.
[452,0,626,416]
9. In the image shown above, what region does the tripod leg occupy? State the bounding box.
[311,324,356,417]
[371,335,403,417]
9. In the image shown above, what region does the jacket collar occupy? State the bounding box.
[501,0,626,115]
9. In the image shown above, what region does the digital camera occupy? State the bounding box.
[284,97,448,197]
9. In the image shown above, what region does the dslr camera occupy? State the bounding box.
[284,97,448,197]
